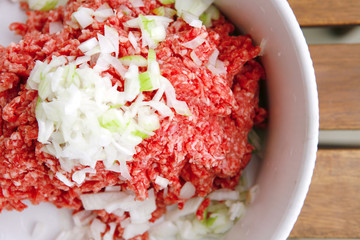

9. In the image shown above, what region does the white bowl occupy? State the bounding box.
[0,0,318,239]
[215,0,319,239]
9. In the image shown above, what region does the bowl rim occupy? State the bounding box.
[271,0,319,239]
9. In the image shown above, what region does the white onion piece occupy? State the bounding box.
[190,51,202,66]
[155,176,169,189]
[124,64,140,102]
[97,33,116,54]
[181,34,207,49]
[104,25,120,57]
[208,48,219,66]
[102,54,127,78]
[229,202,246,221]
[208,189,240,201]
[207,59,227,75]
[90,218,106,240]
[165,197,203,220]
[75,56,91,66]
[124,18,140,28]
[72,210,96,227]
[179,181,196,199]
[80,191,130,211]
[182,11,203,28]
[73,7,94,29]
[103,223,117,240]
[28,0,68,10]
[176,0,214,18]
[123,222,150,240]
[94,4,114,22]
[49,21,63,34]
[149,221,178,239]
[55,172,74,187]
[259,39,267,56]
[125,15,173,48]
[119,159,132,180]
[160,77,191,116]
[78,38,99,53]
[128,31,138,50]
[105,185,122,192]
[129,189,156,224]
[72,167,96,185]
[145,100,174,117]
[93,54,110,72]
[130,0,144,7]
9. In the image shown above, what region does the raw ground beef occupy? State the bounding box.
[0,0,266,239]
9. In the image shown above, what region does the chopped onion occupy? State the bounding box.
[208,189,240,201]
[182,11,203,28]
[179,181,196,199]
[75,56,91,65]
[155,176,170,189]
[206,59,227,75]
[228,202,246,220]
[55,172,74,187]
[165,197,203,220]
[130,0,144,8]
[181,33,207,49]
[97,33,116,54]
[128,31,138,50]
[72,7,94,29]
[125,15,173,48]
[137,106,160,131]
[28,0,66,11]
[120,55,147,67]
[78,37,99,53]
[190,51,202,66]
[200,5,220,27]
[72,168,96,185]
[102,54,127,77]
[49,21,63,34]
[105,185,122,192]
[123,222,149,240]
[153,6,177,18]
[90,218,106,240]
[124,64,140,102]
[104,25,120,57]
[72,210,96,227]
[149,221,178,239]
[103,223,117,240]
[208,48,219,66]
[158,0,175,4]
[259,39,267,56]
[94,4,114,22]
[80,191,130,211]
[161,77,191,116]
[175,0,214,20]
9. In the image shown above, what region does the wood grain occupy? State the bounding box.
[309,44,360,130]
[288,0,360,26]
[290,149,360,238]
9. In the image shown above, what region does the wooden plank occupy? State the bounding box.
[309,44,360,130]
[288,0,360,26]
[290,149,360,238]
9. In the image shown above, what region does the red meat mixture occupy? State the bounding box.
[0,0,266,239]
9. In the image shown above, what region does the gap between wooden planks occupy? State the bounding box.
[290,149,360,239]
[309,44,360,130]
[287,0,360,26]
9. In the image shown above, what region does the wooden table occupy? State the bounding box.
[287,0,360,239]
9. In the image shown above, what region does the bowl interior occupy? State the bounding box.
[215,0,319,239]
[0,1,319,239]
